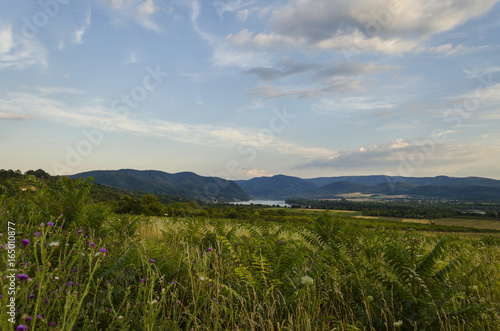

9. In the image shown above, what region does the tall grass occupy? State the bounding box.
[1,185,499,330]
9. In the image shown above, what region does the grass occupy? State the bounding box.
[434,218,500,231]
[1,185,500,330]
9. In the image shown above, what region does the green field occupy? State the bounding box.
[1,179,500,330]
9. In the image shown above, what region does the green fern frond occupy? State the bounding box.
[417,236,450,277]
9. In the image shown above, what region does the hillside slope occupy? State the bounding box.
[71,169,251,201]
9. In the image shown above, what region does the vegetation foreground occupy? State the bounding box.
[1,177,500,330]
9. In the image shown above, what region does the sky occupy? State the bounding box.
[1,0,500,180]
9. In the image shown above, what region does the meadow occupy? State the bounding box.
[1,177,500,330]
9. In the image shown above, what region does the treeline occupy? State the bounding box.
[0,170,306,222]
[286,198,500,219]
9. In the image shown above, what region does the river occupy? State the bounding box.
[229,199,291,207]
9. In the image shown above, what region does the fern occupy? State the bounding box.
[99,246,136,278]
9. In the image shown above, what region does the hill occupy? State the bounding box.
[70,169,251,201]
[237,174,500,201]
[235,174,316,199]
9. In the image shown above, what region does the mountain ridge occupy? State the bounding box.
[70,169,251,201]
[237,174,500,201]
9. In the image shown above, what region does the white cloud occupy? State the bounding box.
[212,0,252,21]
[239,168,274,178]
[190,1,270,68]
[237,9,249,22]
[124,51,138,64]
[101,0,163,32]
[227,0,500,55]
[0,112,29,120]
[74,10,92,44]
[0,91,334,159]
[0,25,47,69]
[35,86,86,95]
[313,96,397,114]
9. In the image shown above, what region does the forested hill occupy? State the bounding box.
[236,174,500,201]
[70,169,251,201]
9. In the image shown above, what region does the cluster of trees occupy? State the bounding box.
[287,198,500,219]
[115,194,166,216]
[0,168,51,180]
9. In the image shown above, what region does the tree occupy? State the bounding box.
[140,194,165,216]
[116,195,143,215]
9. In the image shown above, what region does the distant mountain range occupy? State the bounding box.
[70,169,251,201]
[71,170,500,202]
[235,175,500,201]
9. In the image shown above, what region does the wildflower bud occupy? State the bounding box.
[394,320,403,328]
[300,276,314,286]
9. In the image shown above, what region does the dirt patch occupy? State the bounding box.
[401,218,431,224]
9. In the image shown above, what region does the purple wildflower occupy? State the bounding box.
[17,325,28,330]
[47,222,54,227]
[49,322,56,327]
[99,248,106,253]
[150,259,155,263]
[90,242,96,248]
[21,239,30,246]
[36,315,42,319]
[17,274,29,281]
[207,248,213,252]
[77,230,83,234]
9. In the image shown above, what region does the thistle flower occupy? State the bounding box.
[90,243,96,248]
[300,276,314,286]
[47,222,54,227]
[150,259,155,263]
[16,325,28,330]
[21,239,30,246]
[99,248,107,253]
[34,232,41,237]
[207,248,212,252]
[17,274,29,281]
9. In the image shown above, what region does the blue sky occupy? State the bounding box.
[1,0,500,180]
